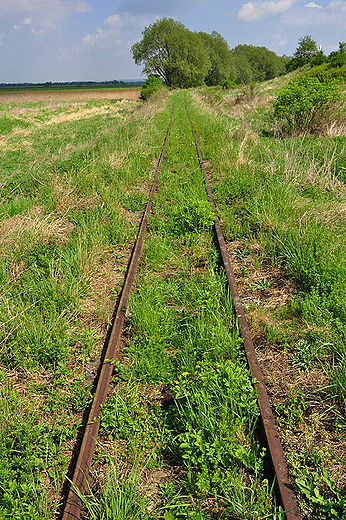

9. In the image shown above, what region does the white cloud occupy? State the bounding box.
[104,12,152,29]
[104,14,122,26]
[13,24,21,30]
[79,12,154,50]
[0,1,91,25]
[272,32,287,46]
[305,2,322,7]
[23,16,32,24]
[237,0,296,21]
[31,27,45,35]
[83,28,104,45]
[282,0,346,26]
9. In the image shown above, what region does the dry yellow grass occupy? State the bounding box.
[0,88,141,103]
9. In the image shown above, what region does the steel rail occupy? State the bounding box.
[184,97,302,520]
[62,103,175,520]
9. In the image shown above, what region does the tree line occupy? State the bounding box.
[286,35,346,72]
[131,18,287,88]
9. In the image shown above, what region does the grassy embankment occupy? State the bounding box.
[80,92,284,520]
[0,91,170,518]
[188,81,346,518]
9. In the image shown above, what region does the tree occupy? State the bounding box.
[198,31,235,85]
[131,18,286,88]
[131,18,210,88]
[293,35,318,66]
[232,50,253,84]
[232,44,286,84]
[328,42,346,68]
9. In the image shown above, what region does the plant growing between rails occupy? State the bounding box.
[93,93,285,520]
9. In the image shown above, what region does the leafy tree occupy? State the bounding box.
[232,44,286,84]
[310,50,326,67]
[198,31,235,85]
[131,18,210,88]
[293,35,318,67]
[131,18,286,88]
[328,42,346,68]
[232,50,253,84]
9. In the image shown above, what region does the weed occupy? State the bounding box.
[165,199,214,236]
[237,266,249,277]
[295,470,346,520]
[248,278,272,291]
[77,459,150,520]
[275,388,306,428]
[292,338,327,370]
[235,248,250,259]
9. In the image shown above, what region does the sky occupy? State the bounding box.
[0,0,345,83]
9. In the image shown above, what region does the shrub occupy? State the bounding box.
[273,76,340,134]
[304,63,346,83]
[140,76,164,101]
[222,79,236,90]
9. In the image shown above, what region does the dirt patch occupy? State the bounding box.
[226,238,294,313]
[0,88,141,103]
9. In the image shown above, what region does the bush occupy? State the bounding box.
[304,63,346,83]
[140,76,164,101]
[222,79,236,90]
[273,76,340,134]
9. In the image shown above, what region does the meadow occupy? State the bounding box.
[0,80,345,520]
[0,87,166,519]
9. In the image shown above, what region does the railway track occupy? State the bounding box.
[61,96,302,520]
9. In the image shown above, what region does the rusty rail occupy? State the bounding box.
[184,97,302,520]
[62,103,175,520]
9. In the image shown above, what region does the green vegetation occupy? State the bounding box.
[140,76,165,100]
[273,75,341,134]
[132,18,286,87]
[232,44,287,84]
[0,93,170,518]
[92,93,283,519]
[286,35,346,84]
[2,58,346,519]
[190,81,346,518]
[286,35,319,71]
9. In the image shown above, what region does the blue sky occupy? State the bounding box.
[0,0,344,82]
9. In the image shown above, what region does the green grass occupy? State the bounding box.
[187,84,346,518]
[3,77,345,519]
[95,93,284,520]
[0,92,171,518]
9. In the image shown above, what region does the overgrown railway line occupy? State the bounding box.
[61,96,302,520]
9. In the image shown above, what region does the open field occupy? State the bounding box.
[0,79,345,520]
[0,87,141,103]
[0,89,169,519]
